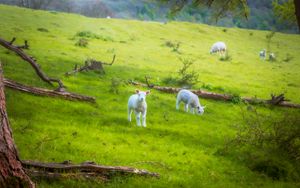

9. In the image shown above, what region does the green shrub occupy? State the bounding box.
[177,58,199,87]
[220,108,300,180]
[37,28,49,32]
[165,41,181,53]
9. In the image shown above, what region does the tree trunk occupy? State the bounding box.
[294,0,300,33]
[0,64,35,188]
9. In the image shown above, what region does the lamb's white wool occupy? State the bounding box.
[269,52,276,61]
[259,49,266,60]
[128,90,150,127]
[176,89,205,115]
[210,42,227,54]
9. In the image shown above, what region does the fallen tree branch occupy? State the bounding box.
[129,80,300,109]
[4,78,95,103]
[65,55,116,76]
[21,160,159,180]
[0,37,65,90]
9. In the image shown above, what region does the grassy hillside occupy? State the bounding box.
[0,4,300,188]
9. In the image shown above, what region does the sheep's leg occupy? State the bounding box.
[184,104,189,112]
[176,99,180,110]
[191,108,195,114]
[128,108,133,122]
[135,111,141,126]
[142,111,147,127]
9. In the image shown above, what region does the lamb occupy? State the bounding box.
[269,52,276,61]
[259,49,266,60]
[128,90,150,127]
[176,89,205,115]
[210,41,227,54]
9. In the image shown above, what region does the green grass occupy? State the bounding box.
[0,4,300,188]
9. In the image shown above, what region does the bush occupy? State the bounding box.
[177,58,199,87]
[74,31,113,42]
[109,77,122,94]
[165,41,181,53]
[37,28,49,32]
[75,38,88,47]
[220,107,300,180]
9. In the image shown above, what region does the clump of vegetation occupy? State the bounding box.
[162,58,199,87]
[249,32,253,36]
[109,77,122,94]
[220,108,300,180]
[75,38,88,47]
[283,53,293,63]
[222,28,227,32]
[230,93,241,104]
[177,58,199,86]
[165,41,181,53]
[37,28,49,32]
[201,83,225,92]
[74,31,114,42]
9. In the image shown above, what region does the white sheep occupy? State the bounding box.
[269,52,276,61]
[210,41,227,54]
[259,49,266,60]
[128,90,150,127]
[176,89,205,115]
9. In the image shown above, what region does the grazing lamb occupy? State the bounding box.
[269,53,276,61]
[128,90,150,127]
[210,41,227,54]
[176,89,205,115]
[259,49,266,60]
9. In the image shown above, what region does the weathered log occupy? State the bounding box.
[0,64,35,188]
[21,160,160,178]
[4,78,96,103]
[65,55,116,76]
[0,37,65,90]
[129,80,300,109]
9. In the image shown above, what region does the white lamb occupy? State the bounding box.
[259,49,266,60]
[128,90,150,127]
[176,89,205,115]
[210,41,227,54]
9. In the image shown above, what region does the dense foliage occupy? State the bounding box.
[0,0,298,33]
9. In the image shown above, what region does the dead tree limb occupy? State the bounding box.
[4,78,96,103]
[0,37,64,90]
[65,55,116,76]
[129,80,300,109]
[0,64,35,188]
[21,160,159,179]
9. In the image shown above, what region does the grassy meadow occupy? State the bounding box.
[0,4,300,188]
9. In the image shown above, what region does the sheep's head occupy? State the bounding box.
[135,90,150,102]
[197,105,205,115]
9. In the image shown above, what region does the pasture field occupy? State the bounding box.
[0,4,300,188]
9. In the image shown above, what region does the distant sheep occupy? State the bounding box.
[128,90,150,127]
[210,42,227,54]
[259,49,266,60]
[176,89,205,115]
[269,53,276,61]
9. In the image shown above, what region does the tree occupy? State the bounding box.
[0,64,34,188]
[273,0,299,31]
[159,0,300,32]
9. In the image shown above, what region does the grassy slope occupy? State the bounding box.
[0,4,300,188]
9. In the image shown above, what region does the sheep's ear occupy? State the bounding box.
[146,90,151,95]
[135,89,140,94]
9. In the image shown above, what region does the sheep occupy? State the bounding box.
[259,49,266,60]
[210,41,227,54]
[269,52,276,61]
[128,90,150,127]
[176,89,205,115]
